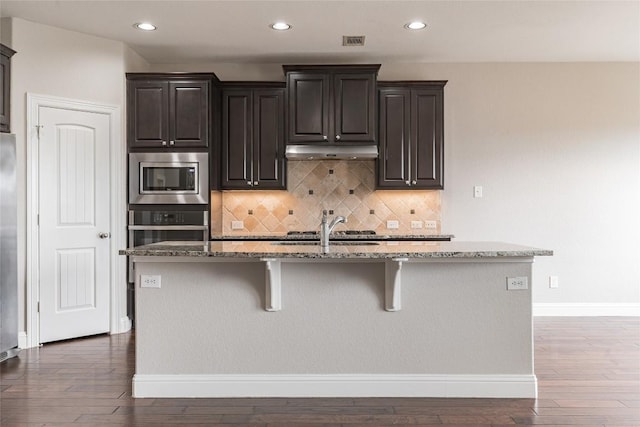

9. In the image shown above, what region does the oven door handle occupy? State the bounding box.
[127,225,208,231]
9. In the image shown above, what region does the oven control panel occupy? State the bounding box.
[131,210,206,226]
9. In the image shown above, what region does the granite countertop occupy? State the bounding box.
[120,240,553,259]
[210,234,454,241]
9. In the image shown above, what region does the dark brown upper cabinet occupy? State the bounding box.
[126,74,218,150]
[221,84,286,190]
[283,65,380,144]
[377,81,446,190]
[0,44,17,133]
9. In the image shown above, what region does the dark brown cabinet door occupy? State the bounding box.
[222,87,285,190]
[377,83,445,190]
[168,81,209,148]
[286,72,330,144]
[0,44,16,133]
[333,73,376,143]
[127,78,209,149]
[127,80,169,148]
[222,90,252,188]
[411,89,443,188]
[377,88,411,187]
[253,89,285,189]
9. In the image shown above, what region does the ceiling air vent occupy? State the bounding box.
[342,36,365,47]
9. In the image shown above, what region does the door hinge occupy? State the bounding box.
[37,302,40,313]
[35,124,43,139]
[37,214,39,226]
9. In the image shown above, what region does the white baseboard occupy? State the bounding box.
[533,303,640,316]
[18,332,28,349]
[132,374,537,399]
[116,316,132,334]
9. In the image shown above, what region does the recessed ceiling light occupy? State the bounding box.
[405,21,427,30]
[134,22,157,31]
[271,22,291,31]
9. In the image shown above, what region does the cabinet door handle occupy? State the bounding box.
[335,135,341,141]
[254,181,259,186]
[412,180,417,185]
[405,180,411,186]
[161,141,167,146]
[169,140,175,146]
[323,135,328,141]
[247,181,251,186]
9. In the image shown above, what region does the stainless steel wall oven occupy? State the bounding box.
[127,207,209,324]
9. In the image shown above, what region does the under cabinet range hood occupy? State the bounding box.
[285,144,378,160]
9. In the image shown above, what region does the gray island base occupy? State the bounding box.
[122,241,552,399]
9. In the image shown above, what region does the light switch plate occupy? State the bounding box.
[474,185,483,198]
[386,220,399,229]
[411,220,423,229]
[424,220,437,230]
[231,221,244,230]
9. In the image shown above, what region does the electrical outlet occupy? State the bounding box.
[386,220,399,229]
[549,276,559,289]
[474,185,483,198]
[140,274,161,288]
[424,220,437,230]
[411,220,423,229]
[506,276,528,290]
[231,220,244,230]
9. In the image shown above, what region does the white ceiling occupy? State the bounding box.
[1,0,638,64]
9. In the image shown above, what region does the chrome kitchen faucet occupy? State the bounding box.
[320,210,347,250]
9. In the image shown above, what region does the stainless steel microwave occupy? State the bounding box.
[129,152,209,205]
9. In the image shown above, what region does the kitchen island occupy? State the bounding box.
[121,241,552,399]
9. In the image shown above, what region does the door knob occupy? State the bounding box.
[98,232,111,239]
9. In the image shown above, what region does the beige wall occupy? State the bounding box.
[124,44,150,73]
[382,62,639,307]
[1,18,149,334]
[152,62,285,81]
[0,18,11,46]
[157,61,640,308]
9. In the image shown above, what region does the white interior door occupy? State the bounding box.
[38,106,111,343]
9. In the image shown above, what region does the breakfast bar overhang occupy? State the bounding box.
[121,241,552,399]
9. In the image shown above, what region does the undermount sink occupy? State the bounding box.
[272,241,380,246]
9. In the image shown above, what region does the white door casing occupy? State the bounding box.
[26,94,127,348]
[38,107,110,343]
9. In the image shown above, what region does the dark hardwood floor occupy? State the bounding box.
[1,317,638,426]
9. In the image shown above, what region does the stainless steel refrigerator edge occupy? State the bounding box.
[0,133,19,361]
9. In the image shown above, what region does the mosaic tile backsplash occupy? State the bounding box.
[211,160,441,236]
